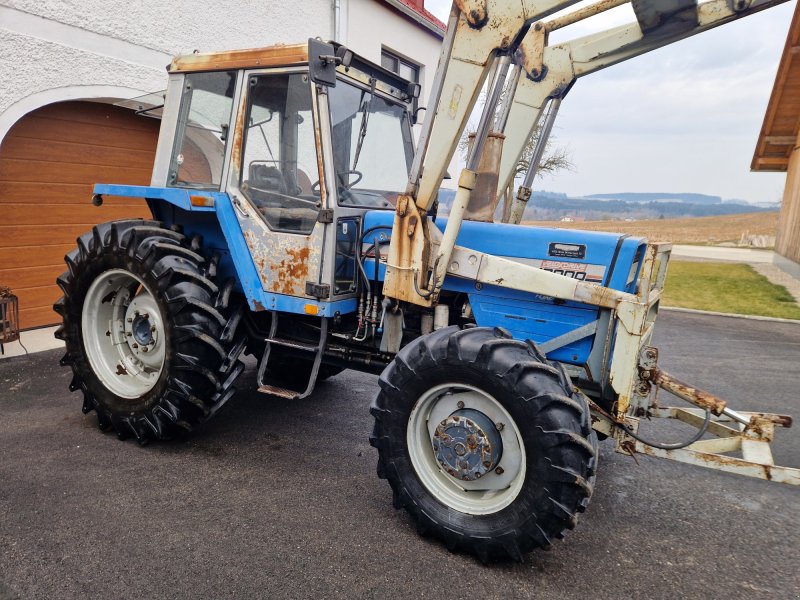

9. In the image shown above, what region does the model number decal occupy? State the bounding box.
[501,257,606,284]
[537,259,604,284]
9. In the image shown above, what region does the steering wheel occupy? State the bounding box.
[311,169,364,195]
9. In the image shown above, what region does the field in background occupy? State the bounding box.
[522,211,778,244]
[663,262,800,320]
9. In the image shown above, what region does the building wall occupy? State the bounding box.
[0,0,334,140]
[775,131,800,264]
[345,0,443,113]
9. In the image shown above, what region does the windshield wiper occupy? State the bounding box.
[352,77,377,171]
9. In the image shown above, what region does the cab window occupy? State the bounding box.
[168,71,236,189]
[240,73,321,234]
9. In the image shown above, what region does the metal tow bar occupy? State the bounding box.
[616,367,799,486]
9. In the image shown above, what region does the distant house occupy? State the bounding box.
[560,216,575,223]
[0,0,444,329]
[752,1,800,274]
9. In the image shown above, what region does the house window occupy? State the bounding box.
[381,50,420,83]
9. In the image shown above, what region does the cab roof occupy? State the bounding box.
[167,41,420,106]
[168,43,309,73]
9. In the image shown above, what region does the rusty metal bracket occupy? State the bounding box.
[603,344,799,485]
[619,408,799,485]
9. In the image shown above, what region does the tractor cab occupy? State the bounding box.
[143,40,418,299]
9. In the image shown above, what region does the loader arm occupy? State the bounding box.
[385,0,788,305]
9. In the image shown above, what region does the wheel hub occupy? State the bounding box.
[432,408,503,481]
[81,269,166,399]
[131,314,154,346]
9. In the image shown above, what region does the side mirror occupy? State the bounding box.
[309,38,338,86]
[309,39,354,86]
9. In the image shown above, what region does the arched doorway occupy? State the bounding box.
[0,100,160,329]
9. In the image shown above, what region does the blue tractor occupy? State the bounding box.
[55,0,797,562]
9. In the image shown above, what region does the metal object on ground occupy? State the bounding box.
[54,2,799,562]
[0,292,20,355]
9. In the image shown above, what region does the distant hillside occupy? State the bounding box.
[587,192,723,205]
[523,196,774,221]
[434,189,777,221]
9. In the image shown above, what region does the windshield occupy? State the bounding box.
[328,78,414,208]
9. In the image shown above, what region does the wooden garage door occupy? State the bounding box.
[0,101,160,329]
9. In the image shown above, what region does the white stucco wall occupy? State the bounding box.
[0,0,333,140]
[344,0,443,111]
[0,0,451,182]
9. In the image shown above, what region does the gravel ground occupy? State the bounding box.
[1,312,798,599]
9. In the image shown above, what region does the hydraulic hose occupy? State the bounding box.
[616,407,711,450]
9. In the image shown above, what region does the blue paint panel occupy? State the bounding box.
[101,184,356,316]
[215,196,357,315]
[93,184,222,212]
[213,194,269,308]
[363,210,647,365]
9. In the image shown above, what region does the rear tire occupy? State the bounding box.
[370,326,597,561]
[54,220,245,443]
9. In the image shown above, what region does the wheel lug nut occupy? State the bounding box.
[127,317,133,323]
[457,400,465,409]
[142,347,148,353]
[150,326,156,332]
[126,332,132,337]
[495,466,504,475]
[496,422,505,431]
[132,343,138,349]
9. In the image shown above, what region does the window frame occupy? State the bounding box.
[380,49,421,84]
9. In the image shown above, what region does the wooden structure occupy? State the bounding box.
[752,2,800,264]
[0,101,156,329]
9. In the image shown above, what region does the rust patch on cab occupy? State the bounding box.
[270,246,310,295]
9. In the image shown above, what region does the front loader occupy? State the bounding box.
[55,0,797,562]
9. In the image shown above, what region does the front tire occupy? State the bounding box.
[54,220,245,443]
[370,326,597,561]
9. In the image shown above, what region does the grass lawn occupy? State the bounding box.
[662,261,800,320]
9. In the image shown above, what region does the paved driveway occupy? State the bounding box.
[1,312,798,599]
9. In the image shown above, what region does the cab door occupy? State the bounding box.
[226,70,328,301]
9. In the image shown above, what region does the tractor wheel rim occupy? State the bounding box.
[407,383,526,515]
[81,269,166,399]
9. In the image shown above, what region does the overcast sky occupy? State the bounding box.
[425,0,795,204]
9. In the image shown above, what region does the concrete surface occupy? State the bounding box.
[1,312,799,600]
[753,263,800,304]
[0,326,61,360]
[671,244,775,263]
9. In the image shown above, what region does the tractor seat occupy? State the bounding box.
[250,164,288,195]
